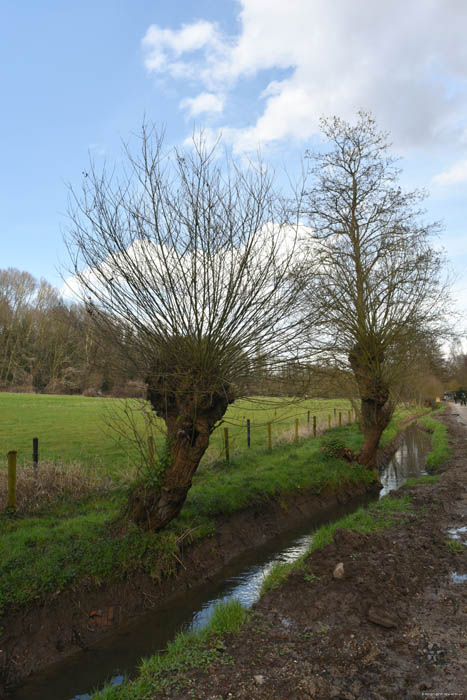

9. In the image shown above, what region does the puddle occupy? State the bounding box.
[11,423,432,700]
[450,572,467,583]
[447,526,467,543]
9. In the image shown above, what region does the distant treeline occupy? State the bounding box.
[0,266,461,401]
[0,268,142,397]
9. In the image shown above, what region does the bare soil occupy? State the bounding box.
[158,405,467,700]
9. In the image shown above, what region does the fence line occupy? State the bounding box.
[3,407,357,498]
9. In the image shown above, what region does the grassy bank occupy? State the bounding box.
[90,494,419,699]
[417,410,450,471]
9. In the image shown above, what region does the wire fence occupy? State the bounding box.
[2,405,356,510]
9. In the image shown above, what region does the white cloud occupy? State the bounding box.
[180,92,224,117]
[142,20,228,84]
[142,0,467,153]
[433,159,467,186]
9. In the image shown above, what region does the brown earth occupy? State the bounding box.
[157,405,467,700]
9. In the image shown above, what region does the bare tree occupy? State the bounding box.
[301,112,451,468]
[65,126,303,530]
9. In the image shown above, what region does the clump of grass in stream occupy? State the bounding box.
[260,556,306,595]
[417,415,450,472]
[91,600,247,699]
[260,495,412,596]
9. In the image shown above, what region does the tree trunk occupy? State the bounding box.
[126,378,232,531]
[126,417,212,530]
[349,344,392,470]
[358,397,391,468]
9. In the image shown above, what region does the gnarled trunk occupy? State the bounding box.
[358,396,391,468]
[127,372,233,531]
[349,343,392,469]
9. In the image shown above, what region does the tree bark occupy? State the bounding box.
[126,378,233,530]
[349,344,392,469]
[358,396,391,468]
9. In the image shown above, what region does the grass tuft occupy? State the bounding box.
[0,460,113,514]
[445,539,465,554]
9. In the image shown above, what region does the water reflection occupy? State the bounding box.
[447,526,467,543]
[451,572,467,584]
[379,424,431,498]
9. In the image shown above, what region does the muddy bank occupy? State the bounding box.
[0,474,378,695]
[151,406,467,700]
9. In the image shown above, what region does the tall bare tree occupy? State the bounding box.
[65,126,303,530]
[302,112,450,467]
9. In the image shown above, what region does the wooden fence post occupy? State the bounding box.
[247,419,251,448]
[313,415,317,437]
[348,409,351,424]
[294,418,299,443]
[307,411,310,428]
[328,414,331,429]
[334,408,337,419]
[7,451,17,510]
[224,427,230,463]
[267,423,272,452]
[339,412,342,426]
[33,437,38,475]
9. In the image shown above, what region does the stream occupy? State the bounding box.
[11,423,431,700]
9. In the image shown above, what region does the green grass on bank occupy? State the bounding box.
[417,412,450,471]
[94,600,248,699]
[0,403,428,621]
[0,393,353,478]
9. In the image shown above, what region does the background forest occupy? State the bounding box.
[0,266,463,402]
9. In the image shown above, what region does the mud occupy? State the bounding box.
[154,405,467,699]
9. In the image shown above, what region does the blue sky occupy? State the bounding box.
[1,0,467,321]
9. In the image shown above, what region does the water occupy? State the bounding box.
[10,424,431,700]
[447,526,467,543]
[379,424,431,497]
[450,572,467,584]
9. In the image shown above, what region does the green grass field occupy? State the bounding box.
[0,392,353,478]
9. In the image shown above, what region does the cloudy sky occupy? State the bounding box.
[1,0,466,315]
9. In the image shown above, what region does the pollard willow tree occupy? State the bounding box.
[302,113,450,468]
[66,126,303,530]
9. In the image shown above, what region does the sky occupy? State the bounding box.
[1,0,467,325]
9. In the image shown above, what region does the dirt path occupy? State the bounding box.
[159,405,467,699]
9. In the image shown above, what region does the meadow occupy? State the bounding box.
[0,392,353,479]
